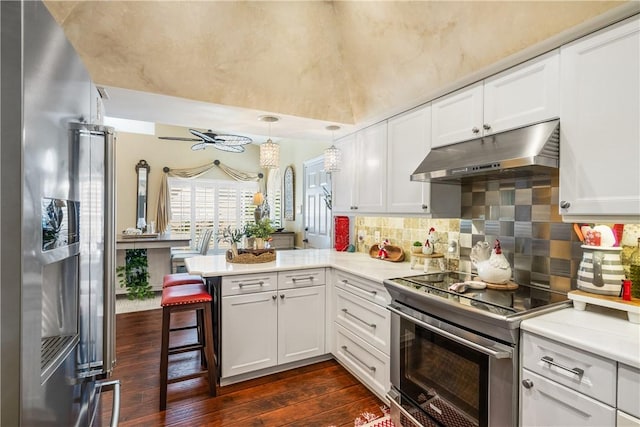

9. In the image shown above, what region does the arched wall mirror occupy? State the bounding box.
[135,160,150,230]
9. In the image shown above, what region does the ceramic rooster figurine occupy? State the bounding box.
[423,227,436,255]
[470,239,512,284]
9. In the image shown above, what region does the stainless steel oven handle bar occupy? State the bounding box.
[388,306,512,359]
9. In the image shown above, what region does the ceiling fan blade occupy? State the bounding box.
[191,142,207,151]
[158,136,201,141]
[189,129,216,143]
[210,143,245,153]
[211,134,253,146]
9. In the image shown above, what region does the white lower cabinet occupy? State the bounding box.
[332,270,391,401]
[335,324,390,400]
[277,285,325,364]
[521,331,637,427]
[221,290,278,378]
[521,369,616,426]
[221,269,326,381]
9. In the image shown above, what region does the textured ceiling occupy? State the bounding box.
[44,1,627,139]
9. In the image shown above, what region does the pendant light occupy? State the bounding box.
[324,125,341,172]
[259,115,280,169]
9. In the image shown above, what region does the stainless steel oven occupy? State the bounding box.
[384,272,570,427]
[388,302,514,427]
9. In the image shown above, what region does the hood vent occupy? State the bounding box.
[411,119,560,183]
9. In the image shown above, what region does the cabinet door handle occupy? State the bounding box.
[421,204,428,210]
[472,127,480,134]
[342,308,376,328]
[560,200,571,209]
[541,356,584,377]
[341,345,376,372]
[280,294,285,299]
[238,280,264,288]
[483,123,491,131]
[272,295,277,300]
[341,279,377,296]
[521,379,534,389]
[291,276,314,283]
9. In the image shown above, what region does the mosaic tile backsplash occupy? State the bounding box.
[353,173,638,295]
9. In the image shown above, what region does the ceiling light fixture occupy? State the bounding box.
[324,125,341,173]
[259,115,280,169]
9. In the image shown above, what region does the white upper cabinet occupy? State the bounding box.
[387,105,461,216]
[431,82,484,148]
[559,15,640,220]
[332,122,387,213]
[431,50,560,148]
[387,106,431,213]
[484,50,559,134]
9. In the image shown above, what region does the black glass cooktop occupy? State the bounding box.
[387,271,569,318]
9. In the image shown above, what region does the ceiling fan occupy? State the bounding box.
[159,129,252,152]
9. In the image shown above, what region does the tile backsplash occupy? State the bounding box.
[353,172,638,294]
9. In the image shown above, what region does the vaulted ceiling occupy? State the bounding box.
[44,1,627,139]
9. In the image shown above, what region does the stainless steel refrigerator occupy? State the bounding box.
[1,1,120,425]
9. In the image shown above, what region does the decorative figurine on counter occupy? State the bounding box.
[423,227,436,255]
[377,239,390,259]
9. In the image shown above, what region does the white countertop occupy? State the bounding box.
[185,248,416,284]
[521,305,640,368]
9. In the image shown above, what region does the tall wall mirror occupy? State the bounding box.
[135,160,150,230]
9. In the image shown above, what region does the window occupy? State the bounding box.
[168,178,258,253]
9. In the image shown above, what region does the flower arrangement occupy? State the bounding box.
[245,218,275,239]
[217,225,245,257]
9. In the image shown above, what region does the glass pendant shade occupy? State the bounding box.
[324,145,341,172]
[260,138,279,169]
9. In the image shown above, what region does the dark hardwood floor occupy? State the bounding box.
[101,308,386,426]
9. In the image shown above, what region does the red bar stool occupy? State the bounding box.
[162,273,204,288]
[159,283,216,411]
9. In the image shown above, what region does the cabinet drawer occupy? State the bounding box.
[522,332,616,406]
[278,268,326,290]
[221,272,278,296]
[521,368,615,427]
[335,287,390,355]
[618,364,640,419]
[334,270,390,307]
[335,324,390,400]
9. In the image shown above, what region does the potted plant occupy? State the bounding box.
[116,249,152,300]
[217,225,245,257]
[247,218,275,249]
[411,241,423,254]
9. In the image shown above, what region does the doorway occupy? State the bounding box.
[303,157,331,249]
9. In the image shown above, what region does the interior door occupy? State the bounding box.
[303,157,331,249]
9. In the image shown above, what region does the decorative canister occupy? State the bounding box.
[577,245,625,295]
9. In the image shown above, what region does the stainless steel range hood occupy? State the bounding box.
[411,119,559,183]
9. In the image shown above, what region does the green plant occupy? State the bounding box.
[247,218,275,239]
[116,249,152,300]
[413,241,423,247]
[217,225,245,244]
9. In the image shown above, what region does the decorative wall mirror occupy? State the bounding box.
[135,160,150,229]
[284,166,294,221]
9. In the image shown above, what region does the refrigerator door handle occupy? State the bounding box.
[94,379,120,427]
[102,127,117,374]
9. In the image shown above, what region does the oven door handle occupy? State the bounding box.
[388,306,512,359]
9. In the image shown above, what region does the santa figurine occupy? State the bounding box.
[377,239,390,259]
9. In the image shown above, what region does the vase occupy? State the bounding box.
[231,242,239,257]
[411,246,422,254]
[422,245,433,255]
[255,238,265,250]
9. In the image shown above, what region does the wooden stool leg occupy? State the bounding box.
[159,307,171,411]
[202,302,217,397]
[197,309,206,367]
